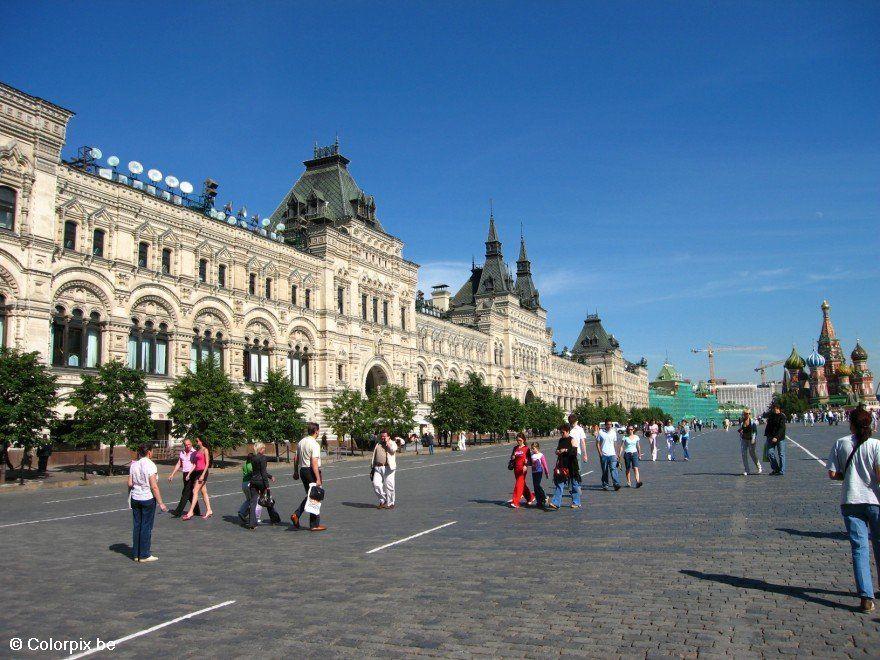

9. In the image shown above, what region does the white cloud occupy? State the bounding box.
[417,260,471,293]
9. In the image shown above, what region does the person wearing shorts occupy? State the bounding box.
[619,425,643,488]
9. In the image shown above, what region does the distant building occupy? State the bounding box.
[648,362,723,423]
[715,382,781,416]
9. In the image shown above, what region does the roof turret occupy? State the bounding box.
[785,345,806,370]
[806,349,825,369]
[851,340,868,362]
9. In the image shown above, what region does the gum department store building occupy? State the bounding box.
[0,82,648,442]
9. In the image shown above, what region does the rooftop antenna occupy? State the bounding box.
[489,197,494,219]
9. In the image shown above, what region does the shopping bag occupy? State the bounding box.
[304,483,323,516]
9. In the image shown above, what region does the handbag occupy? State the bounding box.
[507,458,515,471]
[258,489,275,508]
[553,463,570,484]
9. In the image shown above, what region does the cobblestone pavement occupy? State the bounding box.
[0,427,878,658]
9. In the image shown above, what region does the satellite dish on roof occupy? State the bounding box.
[276,223,286,231]
[90,147,103,160]
[227,217,236,225]
[107,155,120,167]
[165,175,179,188]
[260,217,270,227]
[179,181,193,195]
[147,169,162,182]
[128,161,143,175]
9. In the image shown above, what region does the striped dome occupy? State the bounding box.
[784,346,806,370]
[851,341,868,362]
[806,350,826,369]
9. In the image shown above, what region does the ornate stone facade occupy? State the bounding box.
[0,82,648,440]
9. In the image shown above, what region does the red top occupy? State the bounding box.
[193,448,207,471]
[511,444,532,471]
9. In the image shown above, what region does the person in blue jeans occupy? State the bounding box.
[596,420,621,491]
[827,407,880,613]
[547,423,581,509]
[679,420,691,461]
[128,445,168,563]
[764,402,787,475]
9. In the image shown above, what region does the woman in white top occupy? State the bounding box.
[128,445,167,562]
[827,407,880,613]
[618,426,643,488]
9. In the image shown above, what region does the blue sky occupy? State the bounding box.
[6,1,879,385]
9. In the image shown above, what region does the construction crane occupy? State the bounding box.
[754,359,786,385]
[691,342,768,392]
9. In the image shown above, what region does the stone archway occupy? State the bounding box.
[524,389,535,404]
[365,365,389,396]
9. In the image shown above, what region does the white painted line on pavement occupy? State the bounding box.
[366,521,457,554]
[787,435,826,467]
[67,600,236,659]
[43,492,122,504]
[0,508,129,528]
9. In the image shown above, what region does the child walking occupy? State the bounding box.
[530,442,550,509]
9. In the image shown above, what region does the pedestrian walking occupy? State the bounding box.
[457,431,467,452]
[530,442,550,508]
[619,425,643,488]
[764,403,787,476]
[291,422,326,531]
[245,443,280,529]
[128,445,167,562]
[372,430,398,509]
[547,423,582,509]
[507,432,533,508]
[36,442,52,473]
[569,414,588,464]
[664,420,678,461]
[679,420,691,461]
[647,419,659,461]
[410,433,420,455]
[181,438,213,520]
[738,410,762,476]
[597,419,621,491]
[826,407,880,613]
[168,438,200,517]
[237,451,262,525]
[425,430,435,455]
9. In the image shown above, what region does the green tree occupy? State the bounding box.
[67,360,153,475]
[573,400,603,427]
[628,406,667,426]
[168,359,247,466]
[494,395,525,440]
[368,383,416,439]
[323,388,374,453]
[429,380,471,437]
[246,369,305,461]
[772,391,808,417]
[523,398,565,436]
[0,348,57,479]
[463,373,495,438]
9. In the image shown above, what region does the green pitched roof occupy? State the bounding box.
[655,362,681,382]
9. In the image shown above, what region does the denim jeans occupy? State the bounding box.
[131,497,156,559]
[551,476,581,507]
[768,439,787,474]
[681,436,690,459]
[295,467,321,527]
[600,455,620,488]
[238,483,262,521]
[841,503,880,599]
[531,472,546,506]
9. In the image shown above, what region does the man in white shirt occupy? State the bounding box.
[569,414,588,463]
[372,430,398,509]
[596,419,621,491]
[291,422,326,531]
[664,420,678,461]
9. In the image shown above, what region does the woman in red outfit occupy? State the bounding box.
[508,432,534,508]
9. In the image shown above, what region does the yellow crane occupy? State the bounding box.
[754,359,786,385]
[691,343,768,391]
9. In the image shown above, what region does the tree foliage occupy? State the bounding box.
[0,348,57,459]
[772,391,808,417]
[323,388,374,450]
[368,383,416,439]
[523,398,565,435]
[627,406,668,426]
[429,380,472,435]
[168,359,247,460]
[246,369,305,453]
[67,360,153,472]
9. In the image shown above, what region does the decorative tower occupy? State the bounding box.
[514,233,540,310]
[806,348,827,402]
[818,300,845,395]
[850,341,874,402]
[476,210,514,297]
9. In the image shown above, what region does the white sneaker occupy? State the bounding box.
[742,471,749,476]
[139,555,158,563]
[757,466,763,474]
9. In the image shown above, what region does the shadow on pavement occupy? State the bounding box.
[682,472,752,477]
[341,501,378,509]
[776,527,847,541]
[108,543,132,559]
[680,570,856,611]
[468,499,511,507]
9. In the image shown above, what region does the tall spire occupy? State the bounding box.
[514,229,540,310]
[485,205,501,257]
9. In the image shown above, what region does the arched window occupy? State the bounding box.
[162,248,172,275]
[63,221,77,250]
[417,372,427,403]
[92,229,105,257]
[305,289,311,309]
[264,278,272,299]
[0,294,7,347]
[198,259,208,283]
[189,329,223,370]
[595,370,603,386]
[287,345,310,387]
[249,273,256,295]
[291,284,298,305]
[431,378,442,399]
[217,264,227,288]
[51,306,101,368]
[244,337,271,383]
[138,242,149,268]
[127,319,169,375]
[0,186,15,231]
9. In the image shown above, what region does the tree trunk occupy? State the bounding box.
[108,444,114,477]
[275,442,280,463]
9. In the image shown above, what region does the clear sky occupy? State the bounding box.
[6,1,879,385]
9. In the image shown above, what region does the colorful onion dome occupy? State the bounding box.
[851,340,868,362]
[806,350,826,369]
[836,364,852,377]
[785,345,806,370]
